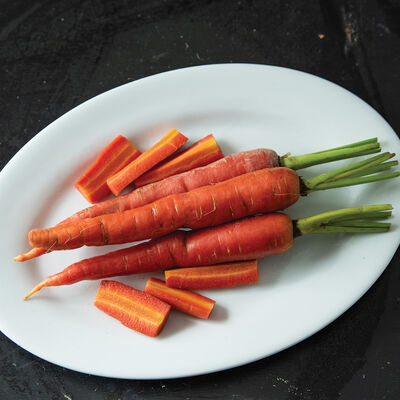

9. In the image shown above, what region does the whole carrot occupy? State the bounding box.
[59,137,385,222]
[27,152,399,251]
[14,138,384,261]
[24,204,393,299]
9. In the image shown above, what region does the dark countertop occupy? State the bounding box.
[1,1,399,399]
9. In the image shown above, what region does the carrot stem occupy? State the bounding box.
[295,204,393,235]
[302,153,399,193]
[280,138,381,170]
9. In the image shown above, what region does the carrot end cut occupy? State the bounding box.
[165,260,259,290]
[134,134,224,187]
[94,280,171,337]
[107,129,188,196]
[144,277,216,319]
[74,134,142,203]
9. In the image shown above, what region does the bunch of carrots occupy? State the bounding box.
[17,129,399,337]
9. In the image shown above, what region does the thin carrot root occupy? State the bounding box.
[24,282,47,300]
[14,247,47,262]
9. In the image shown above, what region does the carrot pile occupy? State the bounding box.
[17,130,399,338]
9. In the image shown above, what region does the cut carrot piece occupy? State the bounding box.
[107,129,188,196]
[94,280,171,337]
[134,134,223,187]
[144,277,215,319]
[74,135,141,203]
[165,260,259,290]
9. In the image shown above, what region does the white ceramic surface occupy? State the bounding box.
[0,64,399,379]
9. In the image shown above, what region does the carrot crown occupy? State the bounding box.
[280,137,381,170]
[299,152,400,194]
[294,204,393,236]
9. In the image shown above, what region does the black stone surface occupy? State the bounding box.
[1,1,399,399]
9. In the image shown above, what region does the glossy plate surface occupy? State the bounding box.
[0,64,399,379]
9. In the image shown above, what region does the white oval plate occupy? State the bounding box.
[1,64,399,379]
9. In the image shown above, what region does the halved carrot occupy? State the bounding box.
[107,129,188,195]
[144,277,215,319]
[134,134,223,187]
[165,260,258,290]
[94,280,171,337]
[74,135,141,203]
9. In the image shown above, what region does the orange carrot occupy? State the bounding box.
[134,134,223,187]
[63,149,277,222]
[15,149,275,262]
[15,140,388,262]
[165,260,258,290]
[28,137,379,228]
[144,277,215,319]
[74,135,142,203]
[23,204,392,299]
[28,168,300,250]
[107,129,188,195]
[94,280,171,337]
[28,151,399,252]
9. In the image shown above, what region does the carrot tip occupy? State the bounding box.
[24,282,45,300]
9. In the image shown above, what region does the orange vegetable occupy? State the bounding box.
[94,280,171,337]
[24,204,391,299]
[74,135,141,203]
[15,149,273,262]
[28,168,300,250]
[165,260,259,290]
[28,151,398,252]
[107,129,188,195]
[144,277,215,319]
[134,134,223,187]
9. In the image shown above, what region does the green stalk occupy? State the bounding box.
[301,152,399,194]
[308,171,400,191]
[349,161,398,178]
[295,204,393,236]
[279,138,380,170]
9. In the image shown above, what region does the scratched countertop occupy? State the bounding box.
[1,1,399,399]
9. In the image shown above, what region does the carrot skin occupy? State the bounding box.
[134,134,223,187]
[24,213,292,298]
[107,129,188,196]
[28,168,299,250]
[144,277,216,319]
[63,149,278,222]
[165,260,259,290]
[74,135,142,203]
[94,280,171,337]
[16,149,278,262]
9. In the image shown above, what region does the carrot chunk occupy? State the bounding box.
[144,277,216,319]
[94,280,171,337]
[165,260,259,290]
[74,135,141,203]
[134,134,223,187]
[107,129,188,195]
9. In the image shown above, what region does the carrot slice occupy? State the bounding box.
[107,129,188,195]
[165,260,259,290]
[74,135,141,203]
[144,277,215,319]
[134,134,223,187]
[94,280,171,337]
